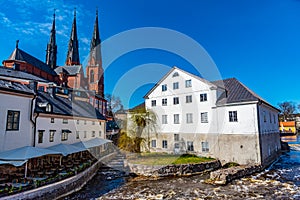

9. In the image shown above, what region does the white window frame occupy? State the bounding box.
[200,93,207,102]
[186,113,193,124]
[162,98,167,106]
[185,79,192,88]
[229,111,238,122]
[173,82,179,90]
[174,114,180,124]
[201,112,208,123]
[173,97,179,105]
[162,115,168,124]
[186,95,192,103]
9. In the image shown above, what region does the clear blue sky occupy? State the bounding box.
[0,0,300,109]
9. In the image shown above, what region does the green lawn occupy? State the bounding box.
[129,153,214,165]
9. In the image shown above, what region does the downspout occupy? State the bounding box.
[256,101,263,165]
[30,94,37,147]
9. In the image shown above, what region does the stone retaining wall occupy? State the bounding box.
[1,152,117,200]
[127,160,221,177]
[207,164,263,185]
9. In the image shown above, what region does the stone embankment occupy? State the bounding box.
[206,164,263,185]
[127,160,221,177]
[1,152,117,200]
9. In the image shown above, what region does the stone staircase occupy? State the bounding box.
[105,152,130,174]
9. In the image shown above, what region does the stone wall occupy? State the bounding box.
[1,153,117,200]
[127,160,221,177]
[207,164,263,185]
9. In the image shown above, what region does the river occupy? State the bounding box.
[63,135,300,200]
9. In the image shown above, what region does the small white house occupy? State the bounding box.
[0,79,35,152]
[144,67,281,165]
[34,86,107,148]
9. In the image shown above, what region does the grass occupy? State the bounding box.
[129,153,215,165]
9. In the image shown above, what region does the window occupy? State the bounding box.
[51,118,54,123]
[49,130,55,142]
[92,121,95,125]
[162,84,167,91]
[6,110,20,131]
[173,82,179,90]
[151,140,156,148]
[99,131,102,137]
[201,112,208,123]
[99,121,102,125]
[187,141,194,151]
[174,134,179,141]
[61,130,69,141]
[186,113,193,124]
[174,114,180,124]
[151,100,156,107]
[172,72,179,77]
[162,98,167,106]
[76,120,79,125]
[38,130,44,143]
[162,140,168,148]
[229,111,238,122]
[92,131,95,137]
[84,120,87,125]
[162,115,168,124]
[62,119,68,124]
[202,141,209,152]
[90,70,94,83]
[263,111,266,122]
[200,93,207,102]
[269,112,272,123]
[185,79,192,88]
[84,131,87,138]
[186,95,192,103]
[173,97,179,105]
[76,131,80,139]
[273,114,276,124]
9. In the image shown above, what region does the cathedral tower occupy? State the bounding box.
[86,9,104,97]
[65,9,80,66]
[46,12,57,69]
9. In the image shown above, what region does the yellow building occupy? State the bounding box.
[279,121,296,134]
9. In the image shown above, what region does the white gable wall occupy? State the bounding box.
[0,92,34,152]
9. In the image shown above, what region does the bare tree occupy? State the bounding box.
[278,101,296,121]
[105,94,123,113]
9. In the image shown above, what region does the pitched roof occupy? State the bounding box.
[5,48,56,75]
[212,78,279,111]
[144,66,217,98]
[0,79,34,95]
[212,78,261,104]
[35,90,106,120]
[0,66,48,82]
[54,65,82,75]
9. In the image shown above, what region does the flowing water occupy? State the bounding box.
[64,135,300,200]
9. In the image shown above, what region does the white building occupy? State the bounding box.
[144,67,281,165]
[0,79,35,151]
[34,86,107,148]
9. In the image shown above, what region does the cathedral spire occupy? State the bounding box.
[65,8,80,66]
[87,9,104,97]
[46,10,57,69]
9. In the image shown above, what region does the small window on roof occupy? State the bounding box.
[172,72,179,77]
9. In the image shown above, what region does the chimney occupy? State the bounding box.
[47,84,56,97]
[68,90,74,101]
[28,81,38,93]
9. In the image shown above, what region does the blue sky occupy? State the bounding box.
[0,0,300,109]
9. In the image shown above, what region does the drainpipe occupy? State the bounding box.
[29,84,37,147]
[256,101,263,165]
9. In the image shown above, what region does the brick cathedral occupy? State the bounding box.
[2,10,107,115]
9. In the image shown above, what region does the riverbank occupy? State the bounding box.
[0,152,117,200]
